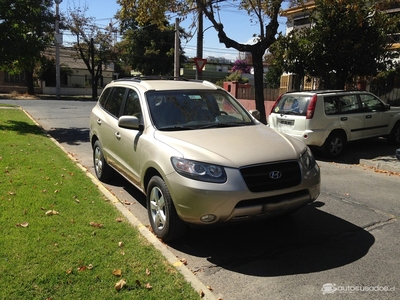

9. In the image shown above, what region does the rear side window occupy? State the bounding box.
[324,95,360,114]
[273,95,310,116]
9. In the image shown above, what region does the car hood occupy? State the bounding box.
[154,125,305,168]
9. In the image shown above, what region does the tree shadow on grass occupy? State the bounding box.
[0,120,44,135]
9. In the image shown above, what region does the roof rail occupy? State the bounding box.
[114,76,191,82]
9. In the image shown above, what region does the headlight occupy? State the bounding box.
[300,147,316,170]
[171,157,227,183]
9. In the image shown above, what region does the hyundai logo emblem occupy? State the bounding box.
[269,171,282,179]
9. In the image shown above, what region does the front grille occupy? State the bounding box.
[240,161,301,192]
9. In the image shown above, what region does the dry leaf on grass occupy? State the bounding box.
[115,279,126,291]
[112,269,122,277]
[45,210,59,216]
[89,222,103,228]
[16,222,29,227]
[146,268,151,275]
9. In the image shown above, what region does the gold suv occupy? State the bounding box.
[90,78,320,241]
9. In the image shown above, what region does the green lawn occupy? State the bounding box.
[0,108,200,300]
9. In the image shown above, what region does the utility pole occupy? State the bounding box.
[196,9,203,79]
[174,18,180,78]
[55,0,63,99]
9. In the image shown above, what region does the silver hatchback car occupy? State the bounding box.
[90,78,320,241]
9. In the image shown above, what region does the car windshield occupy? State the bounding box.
[273,95,311,116]
[146,90,255,130]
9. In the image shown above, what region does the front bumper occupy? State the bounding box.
[165,165,321,225]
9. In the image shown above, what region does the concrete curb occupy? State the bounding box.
[19,107,217,300]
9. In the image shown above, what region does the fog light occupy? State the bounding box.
[200,214,216,223]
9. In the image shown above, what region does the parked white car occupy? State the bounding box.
[268,90,400,157]
[90,77,321,241]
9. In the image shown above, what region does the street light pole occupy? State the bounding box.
[55,0,63,99]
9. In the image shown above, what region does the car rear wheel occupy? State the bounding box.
[146,176,187,242]
[388,122,400,145]
[323,132,346,158]
[93,140,113,181]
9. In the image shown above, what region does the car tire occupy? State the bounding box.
[147,176,187,242]
[93,140,113,181]
[323,132,346,158]
[388,122,400,145]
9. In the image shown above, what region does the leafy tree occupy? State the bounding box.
[271,0,400,90]
[0,0,54,94]
[64,5,114,99]
[119,21,177,75]
[117,0,289,124]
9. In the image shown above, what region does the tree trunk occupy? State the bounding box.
[25,69,35,95]
[252,50,267,124]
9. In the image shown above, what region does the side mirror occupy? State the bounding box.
[118,116,142,130]
[249,109,260,120]
[384,104,391,111]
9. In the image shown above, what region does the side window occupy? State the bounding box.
[360,94,384,112]
[99,87,111,108]
[339,95,360,113]
[123,89,143,122]
[104,87,126,117]
[324,96,339,115]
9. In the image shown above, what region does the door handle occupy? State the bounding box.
[366,115,372,119]
[115,132,121,139]
[340,117,348,121]
[96,118,102,125]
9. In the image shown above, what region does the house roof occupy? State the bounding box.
[44,47,114,71]
[280,1,315,16]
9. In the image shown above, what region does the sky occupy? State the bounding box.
[58,0,288,61]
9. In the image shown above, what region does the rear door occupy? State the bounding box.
[336,94,365,141]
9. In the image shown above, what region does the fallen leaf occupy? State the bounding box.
[118,241,123,247]
[89,222,103,228]
[180,258,188,265]
[112,269,122,277]
[207,285,213,291]
[87,264,93,270]
[199,290,205,297]
[115,279,126,291]
[66,268,73,274]
[116,217,124,222]
[144,283,152,290]
[78,266,87,272]
[124,200,131,205]
[146,268,151,275]
[16,222,29,227]
[45,210,59,216]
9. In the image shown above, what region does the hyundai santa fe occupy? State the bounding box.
[90,77,321,241]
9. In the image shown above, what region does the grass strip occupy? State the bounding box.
[0,108,200,300]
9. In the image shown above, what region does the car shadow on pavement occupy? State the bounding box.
[47,127,90,145]
[168,202,375,276]
[312,137,398,165]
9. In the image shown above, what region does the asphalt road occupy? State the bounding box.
[1,98,399,300]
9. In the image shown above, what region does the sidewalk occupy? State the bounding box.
[360,153,400,174]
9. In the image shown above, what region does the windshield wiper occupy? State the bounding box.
[158,125,196,131]
[198,122,252,129]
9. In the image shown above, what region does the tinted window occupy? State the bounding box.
[104,87,126,117]
[99,87,112,108]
